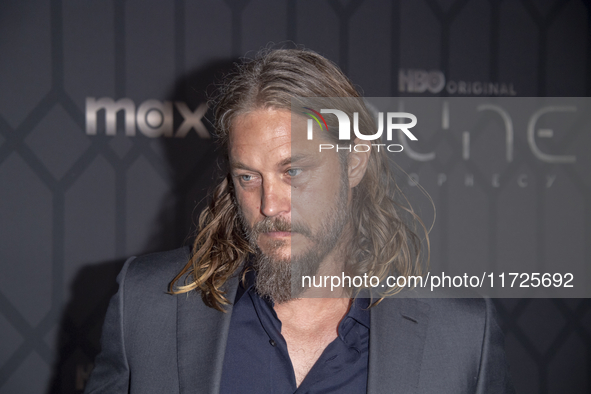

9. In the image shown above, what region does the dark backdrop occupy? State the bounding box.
[0,1,589,393]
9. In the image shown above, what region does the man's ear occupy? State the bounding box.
[347,138,370,188]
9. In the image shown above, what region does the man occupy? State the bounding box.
[85,48,514,393]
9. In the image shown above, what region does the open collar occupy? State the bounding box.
[176,274,431,394]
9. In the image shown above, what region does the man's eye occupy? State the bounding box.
[240,174,254,182]
[287,168,302,177]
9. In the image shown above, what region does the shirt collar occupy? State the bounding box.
[347,297,371,329]
[234,265,371,332]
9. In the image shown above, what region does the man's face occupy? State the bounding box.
[229,108,350,302]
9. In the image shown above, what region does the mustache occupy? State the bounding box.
[249,217,313,238]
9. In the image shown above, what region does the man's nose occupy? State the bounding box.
[260,179,290,217]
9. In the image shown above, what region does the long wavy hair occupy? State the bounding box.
[170,48,429,311]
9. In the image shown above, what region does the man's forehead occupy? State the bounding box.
[228,109,320,165]
[229,109,290,141]
[228,129,291,162]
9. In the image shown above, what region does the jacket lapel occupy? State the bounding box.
[367,297,431,394]
[176,274,239,394]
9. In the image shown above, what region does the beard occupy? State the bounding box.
[239,176,350,304]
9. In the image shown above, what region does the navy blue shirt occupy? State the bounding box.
[220,272,370,394]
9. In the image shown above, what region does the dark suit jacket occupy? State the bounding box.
[84,248,515,394]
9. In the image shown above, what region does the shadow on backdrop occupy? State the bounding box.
[46,58,237,394]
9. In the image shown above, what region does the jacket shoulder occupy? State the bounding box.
[377,295,490,334]
[120,247,192,343]
[84,247,191,394]
[375,296,512,392]
[421,297,489,324]
[124,246,191,294]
